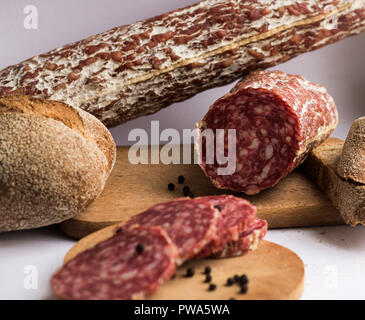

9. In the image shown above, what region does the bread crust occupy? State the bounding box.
[337,117,365,184]
[0,96,116,232]
[302,138,365,226]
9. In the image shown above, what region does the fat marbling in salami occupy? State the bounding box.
[197,70,338,194]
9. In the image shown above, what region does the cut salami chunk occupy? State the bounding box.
[197,70,339,195]
[123,198,219,265]
[51,226,178,300]
[194,195,258,259]
[213,218,268,259]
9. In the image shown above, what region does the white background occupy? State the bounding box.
[0,0,364,300]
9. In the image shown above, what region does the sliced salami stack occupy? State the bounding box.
[51,195,266,300]
[197,70,339,195]
[124,196,267,263]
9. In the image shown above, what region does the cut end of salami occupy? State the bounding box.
[197,70,338,195]
[213,218,268,259]
[194,195,258,259]
[51,226,178,300]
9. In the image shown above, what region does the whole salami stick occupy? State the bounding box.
[0,0,364,127]
[197,70,338,195]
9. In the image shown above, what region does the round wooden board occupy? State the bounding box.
[64,225,305,300]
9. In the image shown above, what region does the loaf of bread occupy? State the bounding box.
[0,95,116,232]
[0,0,364,127]
[302,138,364,226]
[337,117,365,184]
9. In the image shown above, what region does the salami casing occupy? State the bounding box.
[51,226,178,300]
[197,70,338,194]
[0,0,364,127]
[123,198,219,265]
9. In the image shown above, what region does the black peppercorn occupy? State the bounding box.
[188,193,195,199]
[115,228,122,234]
[204,274,212,283]
[214,205,222,211]
[204,266,211,274]
[226,278,234,286]
[239,274,249,285]
[168,183,175,191]
[178,176,185,184]
[136,244,144,254]
[183,186,190,196]
[233,275,240,283]
[239,284,248,294]
[208,284,217,291]
[185,268,195,277]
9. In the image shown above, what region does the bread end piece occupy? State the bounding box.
[302,138,365,226]
[0,96,116,232]
[337,117,365,184]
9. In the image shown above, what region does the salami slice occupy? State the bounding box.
[197,70,339,195]
[213,218,268,259]
[194,195,258,259]
[51,226,178,300]
[123,198,219,265]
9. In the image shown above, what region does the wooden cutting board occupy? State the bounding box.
[64,225,305,300]
[60,139,344,239]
